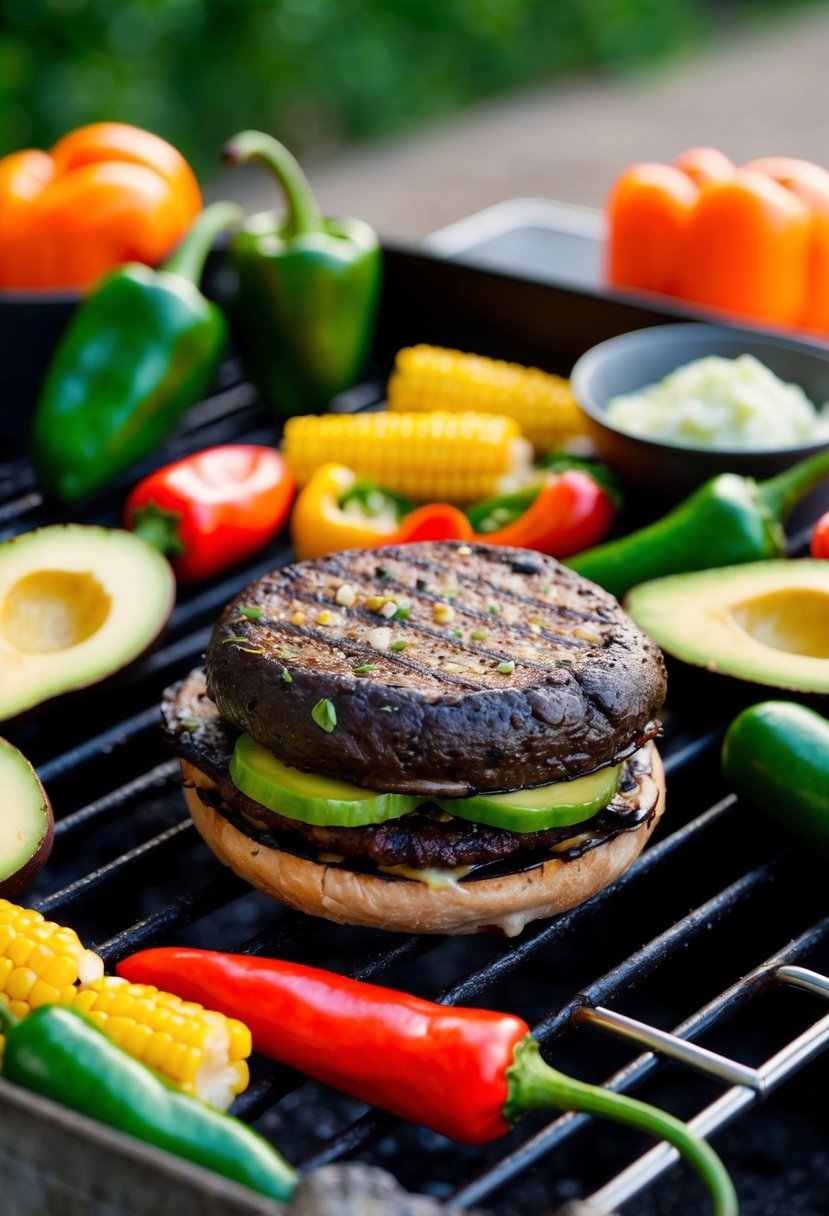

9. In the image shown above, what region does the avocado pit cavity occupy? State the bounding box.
[729,588,829,659]
[1,570,111,654]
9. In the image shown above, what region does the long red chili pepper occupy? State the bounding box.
[124,445,295,582]
[118,948,737,1214]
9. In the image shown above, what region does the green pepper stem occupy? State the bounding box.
[504,1038,738,1216]
[222,130,325,238]
[129,501,186,560]
[163,200,243,285]
[0,1000,20,1035]
[757,446,829,522]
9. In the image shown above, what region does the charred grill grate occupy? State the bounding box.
[2,248,829,1215]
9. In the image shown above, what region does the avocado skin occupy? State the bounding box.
[722,701,829,859]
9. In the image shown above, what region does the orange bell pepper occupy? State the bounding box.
[605,147,829,334]
[0,122,202,291]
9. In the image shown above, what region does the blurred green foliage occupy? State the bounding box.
[0,0,788,173]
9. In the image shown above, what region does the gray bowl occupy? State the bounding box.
[570,322,829,500]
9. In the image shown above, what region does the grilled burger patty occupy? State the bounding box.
[206,542,667,795]
[165,670,662,869]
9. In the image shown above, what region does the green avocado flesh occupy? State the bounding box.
[0,736,54,898]
[436,764,621,832]
[230,734,420,827]
[626,559,829,694]
[230,734,619,832]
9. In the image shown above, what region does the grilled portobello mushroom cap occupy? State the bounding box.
[205,542,666,796]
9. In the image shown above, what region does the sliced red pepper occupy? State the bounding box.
[125,445,295,583]
[810,511,829,559]
[481,470,615,558]
[388,503,474,545]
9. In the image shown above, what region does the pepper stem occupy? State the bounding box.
[163,200,243,285]
[0,1000,20,1036]
[757,446,829,523]
[504,1037,737,1216]
[222,130,325,238]
[129,501,186,560]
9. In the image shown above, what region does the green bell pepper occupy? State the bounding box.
[0,1001,296,1202]
[221,129,382,416]
[30,201,242,502]
[569,446,829,601]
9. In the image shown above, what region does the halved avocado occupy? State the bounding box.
[626,559,829,695]
[0,736,54,897]
[0,524,175,721]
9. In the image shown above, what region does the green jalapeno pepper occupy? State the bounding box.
[221,130,382,416]
[722,701,829,859]
[0,1001,296,1202]
[569,447,829,600]
[30,201,242,502]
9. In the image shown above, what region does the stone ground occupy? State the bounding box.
[209,4,829,241]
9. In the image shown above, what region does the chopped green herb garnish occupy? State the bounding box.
[470,629,488,641]
[390,640,410,652]
[353,662,379,674]
[416,578,428,591]
[280,648,298,659]
[281,669,293,683]
[394,606,411,621]
[311,698,337,732]
[379,705,400,713]
[443,589,459,599]
[541,583,552,595]
[556,659,573,668]
[179,718,200,732]
[238,645,264,655]
[375,566,390,580]
[451,629,463,638]
[496,660,515,674]
[488,602,500,614]
[222,635,248,645]
[238,605,263,620]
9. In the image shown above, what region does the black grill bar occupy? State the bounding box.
[38,705,162,785]
[53,761,180,841]
[449,918,829,1209]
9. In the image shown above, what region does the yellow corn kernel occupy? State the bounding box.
[0,901,251,1112]
[388,344,590,456]
[282,410,533,504]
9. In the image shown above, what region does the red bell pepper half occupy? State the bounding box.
[125,445,295,583]
[118,948,736,1215]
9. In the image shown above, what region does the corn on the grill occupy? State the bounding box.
[282,410,533,504]
[387,345,589,456]
[0,900,250,1110]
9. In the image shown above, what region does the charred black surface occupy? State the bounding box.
[205,542,667,794]
[166,671,659,869]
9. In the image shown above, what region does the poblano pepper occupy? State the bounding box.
[221,129,382,416]
[0,1001,296,1202]
[569,447,829,600]
[30,200,242,502]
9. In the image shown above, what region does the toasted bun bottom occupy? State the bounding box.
[180,750,665,937]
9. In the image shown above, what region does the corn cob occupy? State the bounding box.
[387,345,589,456]
[282,410,534,504]
[0,900,250,1110]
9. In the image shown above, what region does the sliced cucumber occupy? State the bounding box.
[437,764,621,833]
[230,734,419,827]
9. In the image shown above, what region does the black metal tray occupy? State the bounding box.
[1,234,828,1216]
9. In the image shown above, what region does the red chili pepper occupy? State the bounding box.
[483,470,615,558]
[125,445,295,583]
[811,511,829,559]
[388,503,474,545]
[117,948,736,1214]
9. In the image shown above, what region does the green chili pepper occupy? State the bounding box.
[568,447,829,600]
[30,201,242,502]
[221,130,382,416]
[0,1002,296,1202]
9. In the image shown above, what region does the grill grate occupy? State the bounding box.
[4,249,829,1215]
